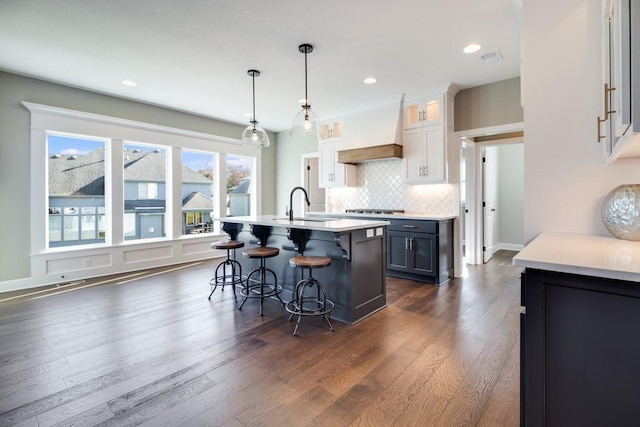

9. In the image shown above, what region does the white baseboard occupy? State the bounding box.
[497,242,524,252]
[0,277,36,293]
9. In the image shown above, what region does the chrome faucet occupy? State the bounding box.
[289,186,310,221]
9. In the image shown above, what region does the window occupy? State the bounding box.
[29,102,261,272]
[182,150,215,235]
[138,183,158,199]
[226,155,253,217]
[124,143,166,241]
[47,134,106,248]
[185,212,204,226]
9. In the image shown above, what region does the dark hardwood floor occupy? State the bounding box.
[0,251,521,426]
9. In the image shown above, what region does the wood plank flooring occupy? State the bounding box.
[0,251,521,426]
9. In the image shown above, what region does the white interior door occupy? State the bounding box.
[304,156,325,213]
[482,147,498,263]
[461,140,475,264]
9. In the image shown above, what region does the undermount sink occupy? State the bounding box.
[272,216,328,222]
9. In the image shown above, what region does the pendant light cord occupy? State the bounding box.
[304,49,309,111]
[252,72,256,129]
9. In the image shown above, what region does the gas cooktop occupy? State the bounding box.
[345,208,405,214]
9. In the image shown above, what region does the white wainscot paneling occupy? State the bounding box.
[182,240,219,256]
[123,245,173,264]
[46,253,112,274]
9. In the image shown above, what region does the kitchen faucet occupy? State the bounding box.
[289,186,310,221]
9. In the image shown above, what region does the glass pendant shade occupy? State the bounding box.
[242,121,269,148]
[290,106,319,136]
[241,69,270,148]
[290,43,319,137]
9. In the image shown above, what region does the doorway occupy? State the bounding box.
[302,154,325,213]
[457,124,524,266]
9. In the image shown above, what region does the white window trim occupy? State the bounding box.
[24,102,263,287]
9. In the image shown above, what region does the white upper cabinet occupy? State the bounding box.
[319,119,343,142]
[402,125,445,183]
[402,92,444,129]
[601,0,640,162]
[402,84,457,183]
[318,117,356,188]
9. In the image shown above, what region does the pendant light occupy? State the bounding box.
[242,69,270,148]
[290,43,319,136]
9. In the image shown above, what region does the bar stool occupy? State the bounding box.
[286,256,334,336]
[209,240,245,300]
[240,246,284,315]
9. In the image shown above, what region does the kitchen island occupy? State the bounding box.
[218,215,389,324]
[514,232,640,426]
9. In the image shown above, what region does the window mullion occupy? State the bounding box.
[109,139,124,245]
[167,146,182,239]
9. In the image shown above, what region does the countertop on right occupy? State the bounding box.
[513,232,640,282]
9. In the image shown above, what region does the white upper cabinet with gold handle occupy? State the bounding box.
[402,92,444,130]
[602,0,640,163]
[401,84,457,184]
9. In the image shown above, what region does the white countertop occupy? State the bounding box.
[307,211,458,221]
[513,232,640,282]
[219,215,390,232]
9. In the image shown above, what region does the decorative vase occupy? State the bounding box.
[602,184,640,241]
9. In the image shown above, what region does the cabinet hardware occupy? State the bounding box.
[403,225,417,228]
[605,83,616,117]
[405,237,409,250]
[409,238,414,250]
[597,116,606,142]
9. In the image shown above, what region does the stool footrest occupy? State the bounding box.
[238,264,284,316]
[241,282,283,299]
[209,257,243,301]
[285,299,334,317]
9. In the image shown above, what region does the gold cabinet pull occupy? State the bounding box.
[597,116,607,142]
[605,83,616,117]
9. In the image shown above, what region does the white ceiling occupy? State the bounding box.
[0,0,522,133]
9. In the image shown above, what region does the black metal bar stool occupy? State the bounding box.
[286,256,334,336]
[209,240,244,300]
[240,246,284,315]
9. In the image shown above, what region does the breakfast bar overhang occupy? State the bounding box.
[218,216,390,325]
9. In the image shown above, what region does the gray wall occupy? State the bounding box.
[455,77,522,131]
[274,130,319,216]
[0,71,276,283]
[497,144,524,246]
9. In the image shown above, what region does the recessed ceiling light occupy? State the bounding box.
[364,77,377,84]
[122,79,137,87]
[463,43,481,54]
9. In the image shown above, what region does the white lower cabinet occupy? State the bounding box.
[402,125,445,183]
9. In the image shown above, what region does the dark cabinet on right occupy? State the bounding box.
[520,268,640,426]
[386,218,453,285]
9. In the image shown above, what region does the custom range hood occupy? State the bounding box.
[337,99,403,164]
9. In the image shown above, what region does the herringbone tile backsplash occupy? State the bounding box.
[326,159,458,215]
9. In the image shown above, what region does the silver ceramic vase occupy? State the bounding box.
[602,184,640,241]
